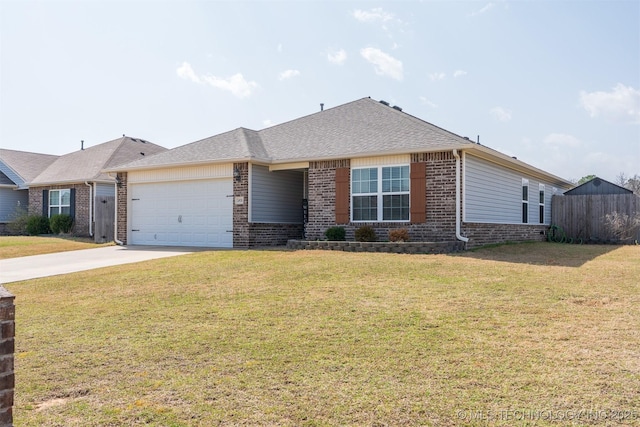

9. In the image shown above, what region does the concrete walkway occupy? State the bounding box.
[0,245,199,284]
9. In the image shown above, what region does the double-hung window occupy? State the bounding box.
[521,179,529,224]
[352,165,409,222]
[49,189,71,217]
[538,184,545,224]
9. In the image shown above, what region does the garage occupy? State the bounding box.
[129,178,233,248]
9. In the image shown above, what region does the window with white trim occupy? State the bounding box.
[49,189,71,217]
[352,165,409,222]
[538,184,545,224]
[522,179,529,224]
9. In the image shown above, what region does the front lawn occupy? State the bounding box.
[9,243,640,426]
[0,236,113,259]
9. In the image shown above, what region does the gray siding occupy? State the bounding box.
[96,183,115,198]
[464,154,560,225]
[0,161,23,187]
[0,188,28,222]
[251,164,304,223]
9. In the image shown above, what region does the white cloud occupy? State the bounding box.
[327,48,347,65]
[176,62,201,83]
[277,43,283,53]
[580,83,640,124]
[429,72,446,81]
[278,69,301,81]
[470,3,496,17]
[419,96,437,108]
[490,107,512,122]
[353,7,394,23]
[544,133,582,148]
[176,62,258,98]
[360,47,403,81]
[453,70,468,78]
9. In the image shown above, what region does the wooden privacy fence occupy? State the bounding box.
[551,194,640,243]
[94,196,115,244]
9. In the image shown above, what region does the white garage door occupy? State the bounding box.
[130,179,233,248]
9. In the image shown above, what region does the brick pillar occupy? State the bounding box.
[116,172,128,244]
[0,287,15,427]
[233,163,249,248]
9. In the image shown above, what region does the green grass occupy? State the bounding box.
[8,243,640,426]
[0,236,112,259]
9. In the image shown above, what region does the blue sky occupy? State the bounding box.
[1,0,638,182]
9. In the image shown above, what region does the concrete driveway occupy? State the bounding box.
[0,245,200,284]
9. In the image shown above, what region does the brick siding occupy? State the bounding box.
[116,172,128,244]
[0,287,14,427]
[28,184,92,237]
[463,223,548,248]
[305,153,460,243]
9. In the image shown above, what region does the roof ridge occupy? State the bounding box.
[97,136,128,179]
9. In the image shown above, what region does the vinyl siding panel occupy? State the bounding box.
[251,164,304,224]
[0,188,28,222]
[464,154,558,225]
[129,164,233,184]
[352,155,410,168]
[0,161,23,187]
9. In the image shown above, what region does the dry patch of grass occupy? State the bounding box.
[0,236,112,259]
[9,243,640,426]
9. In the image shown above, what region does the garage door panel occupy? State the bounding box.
[130,178,233,248]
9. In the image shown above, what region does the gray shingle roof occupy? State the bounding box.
[0,149,59,184]
[102,97,571,187]
[30,137,167,185]
[108,98,474,171]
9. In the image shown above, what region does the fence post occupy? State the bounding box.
[0,287,14,427]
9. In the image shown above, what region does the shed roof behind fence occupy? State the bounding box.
[564,177,632,196]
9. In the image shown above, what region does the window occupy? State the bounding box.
[538,184,545,224]
[352,165,409,221]
[49,189,71,217]
[522,179,529,224]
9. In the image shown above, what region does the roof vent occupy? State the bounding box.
[593,178,601,187]
[320,103,324,112]
[140,152,145,156]
[392,105,402,111]
[379,100,390,106]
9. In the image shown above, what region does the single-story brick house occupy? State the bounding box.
[27,136,166,242]
[105,97,573,249]
[0,149,59,234]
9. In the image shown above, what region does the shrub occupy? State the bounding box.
[389,228,410,242]
[355,225,376,242]
[26,215,51,235]
[602,211,640,244]
[50,214,74,234]
[6,205,29,235]
[325,226,346,241]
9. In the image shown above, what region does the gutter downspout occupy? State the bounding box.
[108,173,124,245]
[84,181,93,237]
[452,149,469,243]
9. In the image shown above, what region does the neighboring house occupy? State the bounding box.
[0,149,59,234]
[564,177,632,196]
[28,136,167,242]
[105,97,573,249]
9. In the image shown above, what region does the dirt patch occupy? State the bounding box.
[35,398,67,412]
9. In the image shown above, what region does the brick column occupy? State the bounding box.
[116,172,128,244]
[0,287,15,427]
